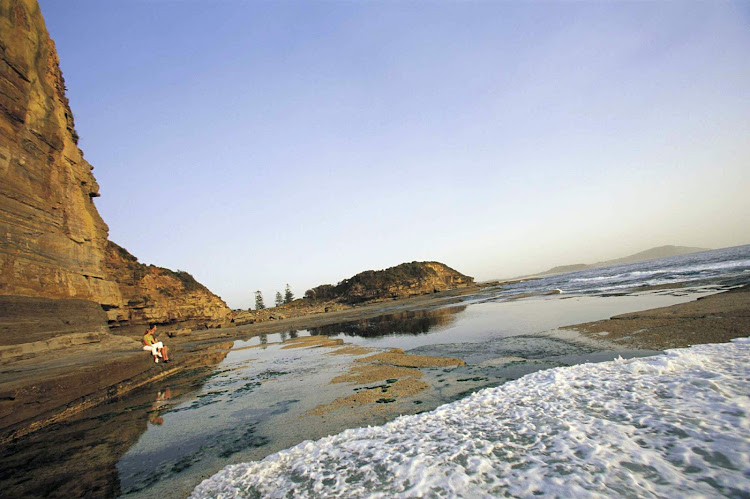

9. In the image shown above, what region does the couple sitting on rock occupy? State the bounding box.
[143,324,170,363]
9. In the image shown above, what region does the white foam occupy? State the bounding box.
[192,338,750,498]
[570,271,654,283]
[568,258,750,286]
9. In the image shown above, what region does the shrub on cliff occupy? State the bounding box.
[169,270,207,292]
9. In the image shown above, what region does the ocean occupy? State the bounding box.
[488,244,750,298]
[192,338,750,498]
[190,245,750,498]
[2,246,748,498]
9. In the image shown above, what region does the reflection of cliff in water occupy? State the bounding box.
[309,306,467,338]
[0,342,233,498]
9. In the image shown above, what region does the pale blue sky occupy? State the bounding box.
[40,1,750,309]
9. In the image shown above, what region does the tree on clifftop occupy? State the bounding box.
[255,290,265,310]
[275,291,283,308]
[284,284,294,304]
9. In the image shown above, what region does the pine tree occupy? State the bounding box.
[284,284,294,304]
[254,290,265,310]
[275,291,284,308]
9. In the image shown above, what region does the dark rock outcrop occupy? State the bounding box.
[305,261,474,304]
[0,295,109,358]
[103,242,230,329]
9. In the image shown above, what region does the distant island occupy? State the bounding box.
[305,261,474,304]
[540,245,709,276]
[234,261,474,326]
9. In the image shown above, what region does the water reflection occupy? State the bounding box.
[0,342,233,498]
[309,306,467,338]
[148,388,172,426]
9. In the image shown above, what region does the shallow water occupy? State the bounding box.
[113,328,660,499]
[0,265,746,497]
[301,287,716,351]
[193,338,750,498]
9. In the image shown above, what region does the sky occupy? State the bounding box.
[39,1,750,310]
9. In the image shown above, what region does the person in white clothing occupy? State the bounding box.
[142,324,170,363]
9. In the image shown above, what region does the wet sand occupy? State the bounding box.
[567,284,750,350]
[305,348,466,417]
[331,363,422,384]
[354,350,466,368]
[326,345,375,356]
[305,378,430,417]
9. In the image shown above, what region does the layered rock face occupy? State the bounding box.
[0,0,120,305]
[305,261,474,304]
[0,0,230,332]
[104,242,230,328]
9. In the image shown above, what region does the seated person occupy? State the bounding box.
[142,324,170,363]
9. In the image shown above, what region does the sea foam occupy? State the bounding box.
[192,338,750,498]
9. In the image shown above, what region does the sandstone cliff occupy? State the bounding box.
[0,0,120,305]
[0,0,230,332]
[305,261,474,304]
[104,242,229,328]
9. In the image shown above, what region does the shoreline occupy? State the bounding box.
[566,283,750,350]
[2,282,748,445]
[0,282,748,497]
[0,285,483,443]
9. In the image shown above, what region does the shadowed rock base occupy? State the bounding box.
[0,342,233,497]
[0,296,109,356]
[0,294,233,444]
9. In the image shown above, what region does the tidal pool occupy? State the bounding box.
[302,286,716,350]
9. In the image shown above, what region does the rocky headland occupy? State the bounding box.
[103,242,230,330]
[0,0,230,333]
[0,1,477,440]
[2,2,746,477]
[305,261,474,304]
[234,261,475,326]
[0,0,231,439]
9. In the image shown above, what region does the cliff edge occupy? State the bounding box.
[0,0,231,440]
[0,0,120,304]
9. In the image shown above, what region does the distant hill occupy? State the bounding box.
[541,245,710,276]
[304,262,474,304]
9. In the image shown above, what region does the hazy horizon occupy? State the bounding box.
[39,1,750,309]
